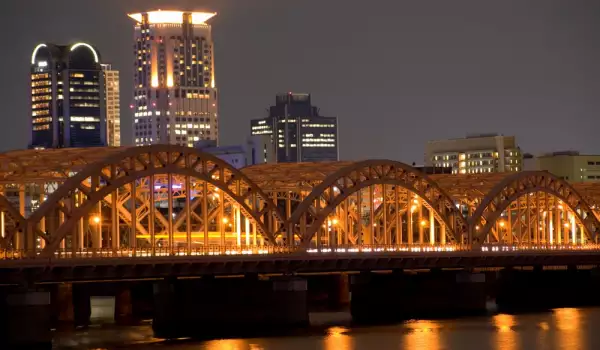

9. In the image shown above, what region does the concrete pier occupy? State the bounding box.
[350,271,487,323]
[0,290,52,349]
[496,267,600,312]
[152,276,309,339]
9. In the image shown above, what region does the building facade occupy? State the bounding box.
[425,134,522,174]
[102,64,121,146]
[194,135,275,169]
[128,10,218,147]
[250,93,338,163]
[536,151,600,182]
[30,43,107,149]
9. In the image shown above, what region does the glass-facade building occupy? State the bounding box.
[30,43,107,149]
[250,93,338,163]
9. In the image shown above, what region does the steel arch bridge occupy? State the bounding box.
[0,145,598,259]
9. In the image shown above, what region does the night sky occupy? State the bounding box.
[2,0,599,163]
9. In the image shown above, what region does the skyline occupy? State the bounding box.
[3,0,600,163]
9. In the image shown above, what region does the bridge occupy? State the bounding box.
[0,144,599,260]
[2,145,600,347]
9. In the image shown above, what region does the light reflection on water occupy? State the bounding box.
[54,308,600,350]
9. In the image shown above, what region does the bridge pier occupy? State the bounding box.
[0,289,52,349]
[496,267,600,312]
[350,270,487,323]
[306,273,350,310]
[152,276,309,339]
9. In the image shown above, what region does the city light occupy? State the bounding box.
[128,11,217,25]
[31,43,47,64]
[70,43,99,63]
[222,217,229,224]
[92,216,101,224]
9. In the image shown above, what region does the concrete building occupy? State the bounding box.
[250,93,338,163]
[425,134,522,174]
[536,151,600,182]
[128,10,218,147]
[102,64,121,146]
[30,42,107,148]
[195,135,275,169]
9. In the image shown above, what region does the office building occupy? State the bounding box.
[536,151,600,182]
[250,93,338,163]
[30,43,107,148]
[128,10,218,147]
[425,134,522,174]
[102,64,121,146]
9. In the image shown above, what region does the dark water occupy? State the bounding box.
[54,308,600,350]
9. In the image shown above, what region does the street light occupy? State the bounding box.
[92,216,101,224]
[222,217,229,224]
[420,219,427,227]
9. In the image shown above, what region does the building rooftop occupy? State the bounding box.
[128,10,216,25]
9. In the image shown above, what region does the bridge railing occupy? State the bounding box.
[479,243,600,252]
[1,243,600,260]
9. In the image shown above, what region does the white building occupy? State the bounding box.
[128,10,218,147]
[425,134,522,174]
[102,64,121,146]
[195,135,275,169]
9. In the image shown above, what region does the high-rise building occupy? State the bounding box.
[250,93,338,163]
[30,43,107,149]
[102,64,121,146]
[128,10,219,147]
[425,134,522,174]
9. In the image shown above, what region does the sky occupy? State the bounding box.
[2,0,600,163]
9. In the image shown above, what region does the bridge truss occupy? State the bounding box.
[0,145,598,258]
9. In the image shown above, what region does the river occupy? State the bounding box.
[53,307,600,349]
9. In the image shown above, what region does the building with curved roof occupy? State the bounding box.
[30,42,107,149]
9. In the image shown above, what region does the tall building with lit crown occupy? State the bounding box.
[30,43,107,148]
[102,64,121,146]
[128,10,219,147]
[250,93,339,163]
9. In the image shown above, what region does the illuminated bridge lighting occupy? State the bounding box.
[0,145,599,260]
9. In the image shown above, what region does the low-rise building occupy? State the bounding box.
[195,135,275,169]
[425,134,522,174]
[536,151,600,182]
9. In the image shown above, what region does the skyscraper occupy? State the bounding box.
[30,43,107,149]
[128,10,219,147]
[250,93,339,163]
[102,64,121,147]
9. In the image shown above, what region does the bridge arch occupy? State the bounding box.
[470,171,600,245]
[283,160,469,247]
[0,194,28,249]
[26,146,284,256]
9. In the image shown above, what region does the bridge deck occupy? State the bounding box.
[2,248,600,284]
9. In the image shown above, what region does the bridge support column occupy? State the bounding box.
[72,283,91,327]
[350,270,486,323]
[114,286,133,324]
[152,276,308,339]
[0,289,52,349]
[53,283,75,327]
